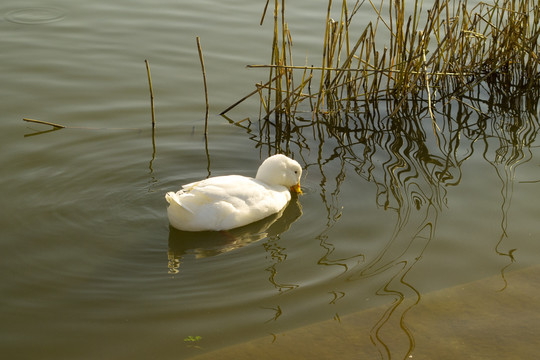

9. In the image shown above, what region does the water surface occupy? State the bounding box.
[1,1,539,359]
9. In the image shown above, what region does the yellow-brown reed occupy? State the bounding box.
[23,118,66,129]
[144,59,156,128]
[196,36,210,136]
[222,0,540,129]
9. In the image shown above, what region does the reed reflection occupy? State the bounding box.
[304,142,364,270]
[167,195,302,274]
[481,90,539,290]
[225,79,539,358]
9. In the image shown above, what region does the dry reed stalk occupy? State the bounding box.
[196,37,209,135]
[23,118,65,128]
[225,0,540,129]
[260,0,271,25]
[220,75,279,115]
[144,59,156,128]
[263,76,313,120]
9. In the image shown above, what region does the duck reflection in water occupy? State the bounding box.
[167,194,302,273]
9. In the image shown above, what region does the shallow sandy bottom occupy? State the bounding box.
[192,265,540,359]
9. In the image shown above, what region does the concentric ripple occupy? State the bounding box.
[5,7,66,24]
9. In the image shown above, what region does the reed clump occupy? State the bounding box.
[222,0,540,128]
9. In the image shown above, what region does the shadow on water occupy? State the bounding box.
[223,80,540,358]
[167,194,303,274]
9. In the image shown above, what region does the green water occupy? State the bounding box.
[1,1,539,359]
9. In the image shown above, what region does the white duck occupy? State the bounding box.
[165,154,302,231]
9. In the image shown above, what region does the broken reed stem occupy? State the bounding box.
[196,36,209,136]
[23,118,65,129]
[144,59,156,128]
[220,75,280,115]
[248,59,475,76]
[260,0,271,25]
[263,75,313,120]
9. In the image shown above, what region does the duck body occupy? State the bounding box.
[165,154,302,232]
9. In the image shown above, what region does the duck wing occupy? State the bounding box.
[166,175,291,231]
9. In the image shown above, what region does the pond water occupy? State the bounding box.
[1,0,539,359]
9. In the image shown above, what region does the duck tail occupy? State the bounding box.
[165,191,177,204]
[165,191,194,214]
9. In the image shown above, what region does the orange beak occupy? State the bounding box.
[290,183,303,195]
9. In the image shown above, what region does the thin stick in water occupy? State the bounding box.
[23,118,66,129]
[196,37,209,136]
[144,59,156,128]
[220,75,279,115]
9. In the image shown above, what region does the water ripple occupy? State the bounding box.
[4,7,66,24]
